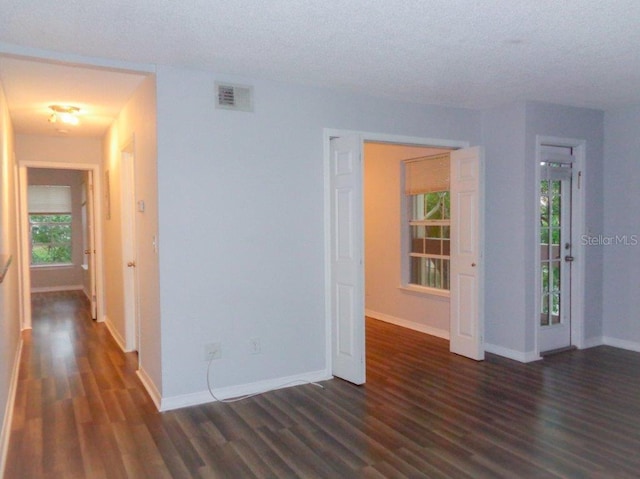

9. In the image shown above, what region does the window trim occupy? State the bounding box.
[401,156,454,295]
[404,193,452,292]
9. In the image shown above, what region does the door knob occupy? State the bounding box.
[471,263,476,267]
[127,261,136,267]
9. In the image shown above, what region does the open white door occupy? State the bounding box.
[330,135,365,384]
[86,171,97,319]
[450,146,484,360]
[121,146,140,352]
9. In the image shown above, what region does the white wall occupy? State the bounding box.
[155,65,482,403]
[364,142,452,337]
[0,80,21,476]
[603,104,640,350]
[27,168,84,291]
[103,74,161,395]
[16,135,101,166]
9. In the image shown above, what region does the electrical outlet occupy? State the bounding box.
[249,337,261,355]
[203,342,221,361]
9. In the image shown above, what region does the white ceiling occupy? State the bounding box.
[1,0,639,137]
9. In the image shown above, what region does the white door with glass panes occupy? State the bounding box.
[539,154,573,353]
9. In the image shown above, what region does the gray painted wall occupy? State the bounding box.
[481,101,604,360]
[525,102,604,350]
[155,65,482,399]
[482,102,528,355]
[603,105,640,347]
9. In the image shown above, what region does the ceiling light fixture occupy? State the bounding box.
[48,105,81,125]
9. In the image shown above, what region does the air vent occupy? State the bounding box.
[215,82,253,112]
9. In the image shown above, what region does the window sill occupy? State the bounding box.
[398,284,450,299]
[31,263,74,270]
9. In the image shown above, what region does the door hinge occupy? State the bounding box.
[577,171,582,189]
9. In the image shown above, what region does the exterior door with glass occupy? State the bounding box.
[539,158,573,353]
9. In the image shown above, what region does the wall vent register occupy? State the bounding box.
[215,82,254,112]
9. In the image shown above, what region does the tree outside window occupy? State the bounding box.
[28,185,73,266]
[30,214,72,264]
[409,191,451,290]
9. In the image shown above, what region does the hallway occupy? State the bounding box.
[4,291,158,477]
[4,292,640,478]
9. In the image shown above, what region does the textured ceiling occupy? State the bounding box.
[1,0,639,136]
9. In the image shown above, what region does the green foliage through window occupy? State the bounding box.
[409,191,450,290]
[30,214,72,265]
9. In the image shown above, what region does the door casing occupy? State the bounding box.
[324,129,471,381]
[534,136,586,355]
[17,161,105,329]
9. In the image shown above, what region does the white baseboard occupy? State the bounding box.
[582,336,604,349]
[31,285,84,293]
[137,367,162,411]
[602,336,640,353]
[0,339,23,478]
[159,369,332,412]
[484,343,541,363]
[103,315,128,352]
[365,309,449,340]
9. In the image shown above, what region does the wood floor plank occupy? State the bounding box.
[5,293,640,478]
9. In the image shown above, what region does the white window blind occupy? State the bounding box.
[404,153,451,195]
[28,185,72,213]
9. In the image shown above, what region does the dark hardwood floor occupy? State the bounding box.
[4,291,640,478]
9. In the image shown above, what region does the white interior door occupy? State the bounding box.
[449,146,484,360]
[86,170,97,319]
[330,135,365,384]
[121,148,140,352]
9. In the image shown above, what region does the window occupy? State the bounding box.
[404,154,451,291]
[28,185,72,265]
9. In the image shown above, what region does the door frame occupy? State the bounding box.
[323,128,470,378]
[534,135,586,354]
[17,161,105,329]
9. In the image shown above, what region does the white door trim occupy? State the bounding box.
[17,161,105,329]
[534,136,586,354]
[323,128,470,377]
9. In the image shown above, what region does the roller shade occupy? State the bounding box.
[404,153,450,195]
[28,185,72,214]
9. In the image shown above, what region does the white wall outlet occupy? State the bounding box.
[249,337,261,355]
[204,342,221,361]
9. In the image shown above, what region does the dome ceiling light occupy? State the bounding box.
[48,105,81,125]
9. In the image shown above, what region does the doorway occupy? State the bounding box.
[17,162,104,330]
[536,138,586,354]
[325,130,484,384]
